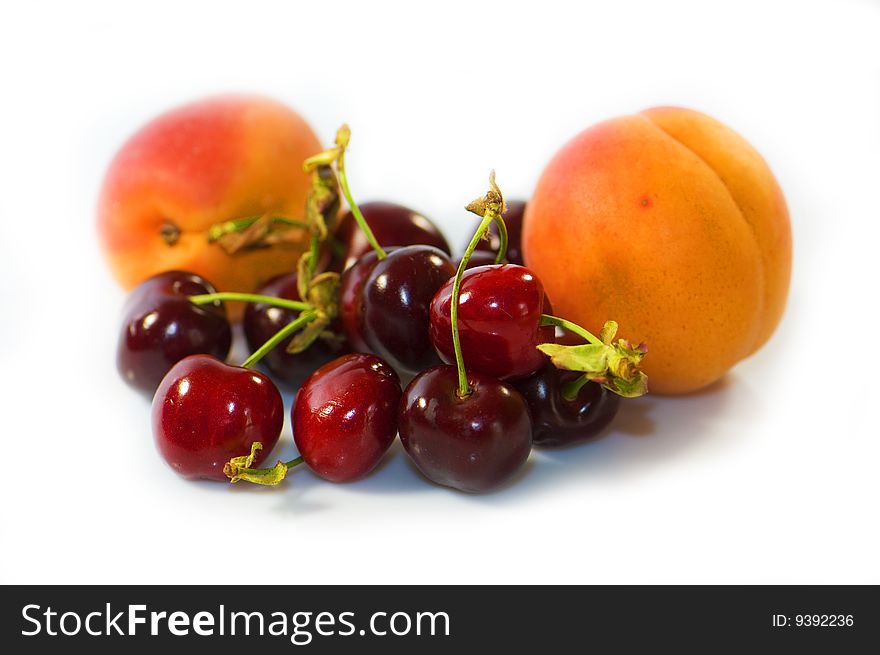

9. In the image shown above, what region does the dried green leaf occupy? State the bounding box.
[306,272,340,319]
[599,320,618,345]
[286,315,330,354]
[537,336,649,399]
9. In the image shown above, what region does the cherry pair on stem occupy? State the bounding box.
[152,246,405,482]
[154,127,409,484]
[153,348,401,484]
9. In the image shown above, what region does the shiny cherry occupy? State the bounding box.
[399,366,532,492]
[117,270,232,394]
[332,201,451,271]
[430,264,554,381]
[338,249,386,352]
[471,199,526,265]
[243,273,348,388]
[293,353,401,482]
[152,355,283,481]
[361,245,456,375]
[513,362,620,447]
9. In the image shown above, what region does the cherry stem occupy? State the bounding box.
[539,314,603,346]
[305,232,321,280]
[207,215,307,242]
[240,310,319,369]
[561,374,591,402]
[336,145,387,261]
[225,443,306,485]
[544,314,609,399]
[234,456,305,482]
[189,292,312,313]
[492,212,509,264]
[451,213,497,397]
[451,172,511,397]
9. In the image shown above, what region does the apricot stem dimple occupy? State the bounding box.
[160,220,181,246]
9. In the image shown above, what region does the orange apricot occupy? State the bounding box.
[97,95,323,318]
[523,107,792,394]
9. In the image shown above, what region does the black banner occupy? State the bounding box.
[2,585,876,652]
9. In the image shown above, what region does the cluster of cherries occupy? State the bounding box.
[118,127,647,493]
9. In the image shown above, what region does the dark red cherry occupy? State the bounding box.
[399,366,532,492]
[429,264,553,381]
[332,201,451,271]
[243,273,349,388]
[471,199,526,265]
[362,245,456,375]
[122,269,218,310]
[117,270,232,395]
[338,249,386,352]
[512,363,620,447]
[293,353,401,482]
[152,355,283,481]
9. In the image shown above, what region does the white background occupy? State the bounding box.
[1,0,878,584]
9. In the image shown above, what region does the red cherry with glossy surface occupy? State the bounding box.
[117,270,232,394]
[512,362,621,447]
[430,264,554,381]
[338,249,385,352]
[471,199,526,265]
[243,273,349,388]
[361,245,456,375]
[332,201,451,271]
[293,353,402,482]
[398,365,532,493]
[152,355,283,481]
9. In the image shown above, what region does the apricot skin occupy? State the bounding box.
[97,95,322,316]
[523,107,792,394]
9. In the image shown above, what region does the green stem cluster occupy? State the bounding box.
[537,317,649,398]
[302,124,386,262]
[539,315,642,400]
